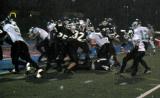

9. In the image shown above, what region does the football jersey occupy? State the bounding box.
[56,25,73,40]
[88,32,110,47]
[3,24,24,43]
[134,26,149,42]
[33,27,48,40]
[132,34,145,51]
[71,30,86,42]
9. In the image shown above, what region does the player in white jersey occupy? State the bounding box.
[133,21,156,54]
[29,27,48,40]
[119,21,151,75]
[29,27,49,62]
[132,20,151,49]
[88,32,114,70]
[3,23,24,43]
[131,34,151,76]
[134,26,150,49]
[1,21,43,78]
[88,32,110,47]
[119,34,151,76]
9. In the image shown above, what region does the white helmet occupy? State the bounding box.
[29,27,34,34]
[47,22,56,32]
[70,25,76,30]
[28,27,39,39]
[79,20,85,25]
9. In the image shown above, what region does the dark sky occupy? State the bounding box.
[1,0,160,29]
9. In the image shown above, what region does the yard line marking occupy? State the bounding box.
[84,80,93,84]
[49,78,58,81]
[119,82,127,86]
[145,77,160,81]
[136,84,160,98]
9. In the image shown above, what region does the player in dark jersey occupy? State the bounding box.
[67,22,90,71]
[45,20,74,72]
[99,18,120,67]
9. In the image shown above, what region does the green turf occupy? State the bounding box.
[0,51,160,98]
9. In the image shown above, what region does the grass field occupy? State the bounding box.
[0,51,160,98]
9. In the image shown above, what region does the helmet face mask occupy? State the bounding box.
[57,20,63,26]
[47,22,56,32]
[132,21,140,29]
[29,27,34,33]
[28,27,37,39]
[10,20,17,26]
[131,18,142,29]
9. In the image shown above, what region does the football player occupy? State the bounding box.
[87,31,112,70]
[119,20,151,75]
[28,27,49,62]
[1,19,43,78]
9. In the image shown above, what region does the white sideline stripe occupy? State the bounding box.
[2,54,40,60]
[136,84,160,98]
[0,71,10,75]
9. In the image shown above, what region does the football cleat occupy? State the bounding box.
[144,69,152,74]
[11,69,16,73]
[101,65,109,71]
[36,69,44,78]
[26,62,31,71]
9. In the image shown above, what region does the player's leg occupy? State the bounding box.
[11,42,27,73]
[20,42,44,78]
[64,43,78,73]
[119,51,134,73]
[131,51,145,76]
[36,41,45,62]
[0,45,3,60]
[139,52,151,73]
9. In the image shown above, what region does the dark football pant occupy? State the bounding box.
[0,45,2,60]
[11,41,39,72]
[36,38,49,62]
[120,42,150,73]
[98,43,111,59]
[55,40,68,70]
[120,50,135,73]
[120,49,150,73]
[98,43,113,67]
[46,39,66,71]
[131,51,150,76]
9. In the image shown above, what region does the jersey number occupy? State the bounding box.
[72,31,85,42]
